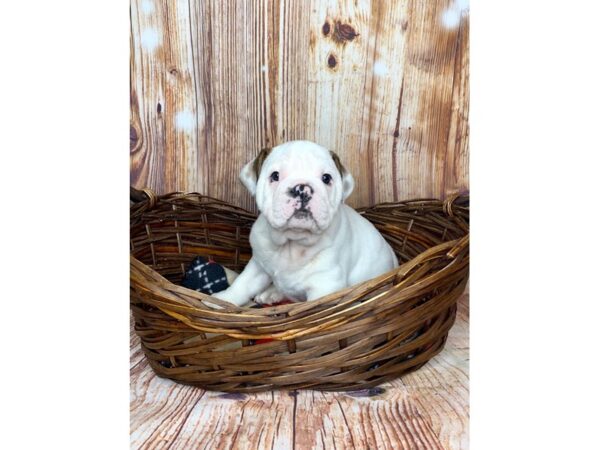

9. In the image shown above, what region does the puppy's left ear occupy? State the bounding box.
[330,151,355,201]
[239,147,272,196]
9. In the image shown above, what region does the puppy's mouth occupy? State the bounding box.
[291,208,313,220]
[284,207,318,231]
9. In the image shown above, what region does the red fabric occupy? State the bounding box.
[254,299,295,344]
[260,299,295,307]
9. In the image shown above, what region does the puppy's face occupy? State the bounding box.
[240,141,355,233]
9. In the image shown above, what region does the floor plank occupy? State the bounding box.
[131,293,469,449]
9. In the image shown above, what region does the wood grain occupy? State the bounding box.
[130,0,469,211]
[130,291,469,449]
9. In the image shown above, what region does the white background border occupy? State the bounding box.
[1,1,599,448]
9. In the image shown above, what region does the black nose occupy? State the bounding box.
[289,184,313,202]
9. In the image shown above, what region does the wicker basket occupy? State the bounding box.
[130,188,469,392]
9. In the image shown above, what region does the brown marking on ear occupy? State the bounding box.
[252,147,272,179]
[330,151,347,175]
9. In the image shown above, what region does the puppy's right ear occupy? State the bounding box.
[330,151,355,201]
[239,147,272,196]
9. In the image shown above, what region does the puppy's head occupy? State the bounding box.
[240,140,355,232]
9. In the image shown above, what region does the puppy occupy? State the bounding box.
[214,140,398,306]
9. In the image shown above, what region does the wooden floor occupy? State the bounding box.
[130,292,469,449]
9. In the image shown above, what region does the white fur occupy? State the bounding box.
[214,140,398,306]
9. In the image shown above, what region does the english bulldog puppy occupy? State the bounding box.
[213,140,398,306]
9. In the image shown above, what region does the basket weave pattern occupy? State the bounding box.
[130,192,469,392]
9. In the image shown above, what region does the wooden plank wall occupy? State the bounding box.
[130,0,469,211]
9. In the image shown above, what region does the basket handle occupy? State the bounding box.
[447,234,469,259]
[130,186,158,206]
[443,191,469,217]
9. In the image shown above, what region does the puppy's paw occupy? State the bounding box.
[254,285,286,305]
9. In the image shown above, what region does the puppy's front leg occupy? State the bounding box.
[212,258,271,306]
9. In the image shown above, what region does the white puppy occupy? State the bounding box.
[214,140,398,306]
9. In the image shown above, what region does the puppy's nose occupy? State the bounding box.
[289,184,313,201]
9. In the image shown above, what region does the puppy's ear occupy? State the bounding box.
[330,151,355,201]
[240,147,272,196]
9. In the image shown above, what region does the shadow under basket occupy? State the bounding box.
[130,189,469,392]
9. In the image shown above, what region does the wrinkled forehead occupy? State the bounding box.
[262,143,335,175]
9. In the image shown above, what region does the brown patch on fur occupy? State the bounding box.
[330,151,347,176]
[252,147,272,179]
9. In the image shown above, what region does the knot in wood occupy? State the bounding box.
[327,54,337,69]
[333,21,359,43]
[130,125,138,151]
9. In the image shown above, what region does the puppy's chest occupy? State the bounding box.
[257,243,324,296]
[261,243,319,273]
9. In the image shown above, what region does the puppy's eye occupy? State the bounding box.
[322,173,332,185]
[270,171,279,182]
